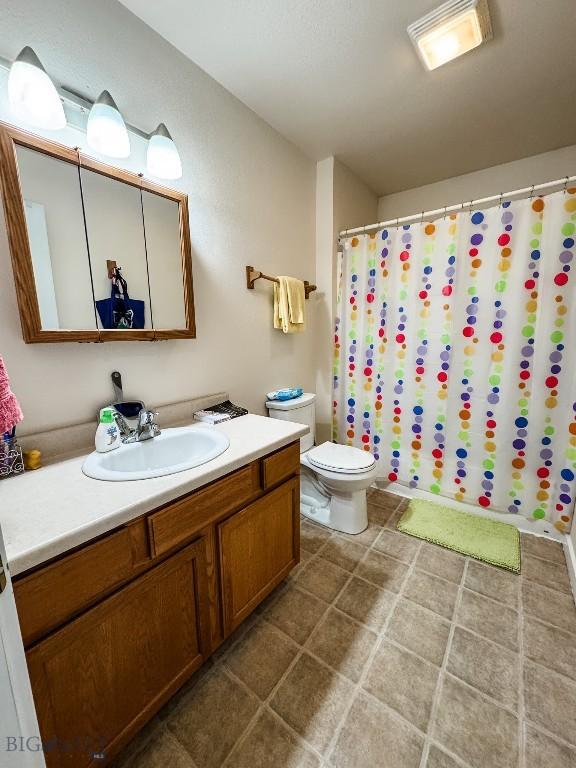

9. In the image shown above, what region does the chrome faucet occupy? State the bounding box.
[108,406,161,443]
[135,409,161,442]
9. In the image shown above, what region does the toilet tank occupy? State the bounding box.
[266,393,316,453]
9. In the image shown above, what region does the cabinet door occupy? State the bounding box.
[219,478,299,635]
[27,538,210,767]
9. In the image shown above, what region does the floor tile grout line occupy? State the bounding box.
[170,494,570,767]
[322,537,427,765]
[441,668,521,720]
[222,670,325,765]
[204,564,515,762]
[523,548,571,568]
[204,585,318,765]
[521,609,576,638]
[222,527,374,764]
[124,491,575,768]
[521,653,576,689]
[292,528,530,746]
[449,617,519,656]
[284,558,550,661]
[425,738,477,768]
[311,565,521,648]
[418,557,469,768]
[163,726,200,768]
[115,719,188,768]
[459,582,520,611]
[522,715,576,752]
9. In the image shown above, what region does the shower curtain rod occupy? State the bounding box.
[338,174,576,238]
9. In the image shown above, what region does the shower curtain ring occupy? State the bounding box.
[529,184,535,199]
[564,176,570,194]
[443,206,447,220]
[498,192,504,208]
[420,211,424,225]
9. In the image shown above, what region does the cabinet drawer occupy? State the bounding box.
[14,520,150,646]
[261,441,300,489]
[149,462,260,557]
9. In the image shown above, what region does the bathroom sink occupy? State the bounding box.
[82,426,230,481]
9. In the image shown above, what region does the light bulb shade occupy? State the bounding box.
[87,90,130,158]
[8,46,66,130]
[146,123,182,180]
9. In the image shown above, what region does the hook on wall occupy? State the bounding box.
[106,260,119,279]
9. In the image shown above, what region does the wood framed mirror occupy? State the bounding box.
[0,122,195,343]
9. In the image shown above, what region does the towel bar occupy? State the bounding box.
[245,266,316,299]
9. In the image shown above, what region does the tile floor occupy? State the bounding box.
[114,489,576,768]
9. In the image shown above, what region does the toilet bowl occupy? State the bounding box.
[266,393,377,534]
[300,441,378,534]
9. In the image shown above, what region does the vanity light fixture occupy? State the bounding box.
[86,90,130,159]
[146,123,182,180]
[7,46,66,130]
[408,0,492,71]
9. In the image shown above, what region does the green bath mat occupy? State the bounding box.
[397,498,521,573]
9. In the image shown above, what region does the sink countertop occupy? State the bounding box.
[0,414,308,577]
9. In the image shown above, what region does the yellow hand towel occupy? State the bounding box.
[273,276,305,334]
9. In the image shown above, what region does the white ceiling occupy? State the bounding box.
[119,0,576,196]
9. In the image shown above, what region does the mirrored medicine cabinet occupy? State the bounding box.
[0,122,195,342]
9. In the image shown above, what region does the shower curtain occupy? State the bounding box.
[333,189,576,532]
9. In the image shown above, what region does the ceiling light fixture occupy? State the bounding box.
[8,46,66,130]
[408,0,492,71]
[146,123,182,180]
[86,90,130,158]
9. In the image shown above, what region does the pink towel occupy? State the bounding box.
[0,356,23,435]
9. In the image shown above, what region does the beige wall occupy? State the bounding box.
[314,157,335,444]
[314,157,378,443]
[378,144,576,221]
[0,0,317,434]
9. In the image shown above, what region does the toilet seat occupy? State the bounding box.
[307,442,376,474]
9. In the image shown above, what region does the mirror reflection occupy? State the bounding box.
[16,146,96,330]
[142,190,187,329]
[80,169,152,331]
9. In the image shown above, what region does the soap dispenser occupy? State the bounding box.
[95,408,121,453]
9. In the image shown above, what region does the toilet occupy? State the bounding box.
[266,393,378,534]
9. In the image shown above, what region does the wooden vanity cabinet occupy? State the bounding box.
[13,441,300,767]
[28,539,210,767]
[219,477,299,634]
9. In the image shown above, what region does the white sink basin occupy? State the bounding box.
[82,426,230,481]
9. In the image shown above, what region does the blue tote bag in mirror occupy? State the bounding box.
[96,269,145,330]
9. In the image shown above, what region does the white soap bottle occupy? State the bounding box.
[95,408,121,453]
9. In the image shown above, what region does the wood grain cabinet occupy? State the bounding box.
[219,477,299,634]
[27,539,210,767]
[13,441,300,766]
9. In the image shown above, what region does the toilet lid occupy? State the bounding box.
[307,442,376,474]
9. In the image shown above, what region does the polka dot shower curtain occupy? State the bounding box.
[333,188,576,532]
